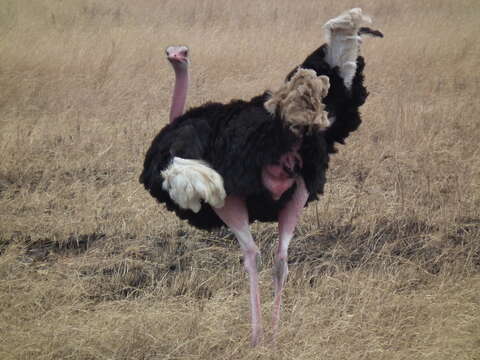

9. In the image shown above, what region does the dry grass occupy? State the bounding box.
[1,0,480,359]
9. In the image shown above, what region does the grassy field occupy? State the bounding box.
[1,0,479,359]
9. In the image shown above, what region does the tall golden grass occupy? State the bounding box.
[1,0,479,358]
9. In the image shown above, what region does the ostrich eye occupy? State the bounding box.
[182,49,188,57]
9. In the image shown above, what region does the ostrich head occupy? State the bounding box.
[265,69,331,135]
[166,45,189,71]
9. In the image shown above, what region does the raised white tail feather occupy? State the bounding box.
[323,8,371,89]
[161,157,226,213]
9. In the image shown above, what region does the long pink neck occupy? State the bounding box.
[169,66,189,123]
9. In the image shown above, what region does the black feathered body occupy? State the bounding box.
[140,45,368,230]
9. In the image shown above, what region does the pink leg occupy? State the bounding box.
[272,177,309,337]
[214,196,263,346]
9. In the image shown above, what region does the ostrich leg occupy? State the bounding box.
[214,196,263,346]
[272,177,309,338]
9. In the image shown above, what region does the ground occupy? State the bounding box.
[0,0,479,359]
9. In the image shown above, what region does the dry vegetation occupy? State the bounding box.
[1,0,479,359]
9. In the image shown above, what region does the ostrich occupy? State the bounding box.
[140,8,382,345]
